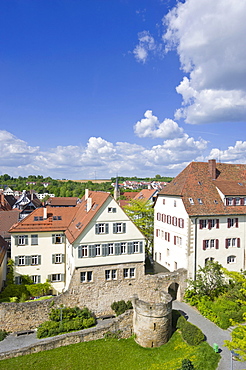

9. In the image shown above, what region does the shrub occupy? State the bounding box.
[182,321,204,346]
[111,300,132,316]
[177,315,187,330]
[0,330,8,341]
[37,321,60,338]
[179,359,194,370]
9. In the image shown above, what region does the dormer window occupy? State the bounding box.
[198,181,202,185]
[238,182,243,186]
[189,198,194,205]
[235,198,240,205]
[197,198,203,204]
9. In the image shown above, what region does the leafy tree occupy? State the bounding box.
[123,199,154,253]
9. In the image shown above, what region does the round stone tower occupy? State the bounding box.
[132,291,172,348]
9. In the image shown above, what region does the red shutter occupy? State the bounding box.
[162,214,166,223]
[216,219,219,228]
[208,220,212,230]
[172,217,174,225]
[235,218,238,228]
[174,236,176,245]
[240,198,244,205]
[215,239,219,249]
[156,229,158,237]
[199,220,203,229]
[233,198,236,206]
[237,238,240,248]
[227,219,231,228]
[225,239,229,249]
[203,240,206,250]
[168,233,170,242]
[226,198,229,206]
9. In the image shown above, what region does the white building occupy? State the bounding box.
[10,190,145,293]
[154,160,246,279]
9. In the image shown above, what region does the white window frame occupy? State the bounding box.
[227,255,236,264]
[80,271,93,283]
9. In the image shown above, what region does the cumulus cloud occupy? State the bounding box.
[133,31,157,63]
[208,141,246,163]
[134,110,184,138]
[163,0,246,124]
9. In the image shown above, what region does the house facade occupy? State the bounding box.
[154,160,246,279]
[10,190,145,293]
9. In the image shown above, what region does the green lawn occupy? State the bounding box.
[0,332,220,370]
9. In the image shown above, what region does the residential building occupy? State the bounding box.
[10,190,145,293]
[154,159,246,278]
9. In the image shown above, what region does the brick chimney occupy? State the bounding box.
[208,159,216,180]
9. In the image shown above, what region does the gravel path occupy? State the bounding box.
[173,301,246,370]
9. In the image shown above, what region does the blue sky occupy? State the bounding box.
[0,0,246,180]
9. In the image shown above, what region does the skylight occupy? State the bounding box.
[197,198,203,204]
[189,198,194,205]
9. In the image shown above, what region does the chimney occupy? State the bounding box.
[85,189,89,200]
[43,207,47,219]
[87,197,92,212]
[208,159,216,180]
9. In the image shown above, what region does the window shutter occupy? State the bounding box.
[227,219,231,228]
[52,254,55,264]
[113,208,116,213]
[105,223,109,234]
[62,254,65,263]
[172,217,174,225]
[156,229,158,237]
[240,198,244,205]
[89,245,96,257]
[226,198,229,206]
[199,220,203,229]
[216,219,219,228]
[38,255,41,265]
[168,233,170,242]
[215,239,219,249]
[237,238,240,248]
[174,236,176,245]
[127,242,133,254]
[123,223,126,233]
[233,198,236,205]
[61,274,65,282]
[61,234,65,243]
[38,275,41,283]
[115,243,121,255]
[208,220,212,230]
[52,234,55,243]
[225,239,229,249]
[203,240,206,250]
[15,256,19,266]
[78,246,82,258]
[162,214,166,223]
[25,235,28,245]
[139,241,143,253]
[102,244,108,256]
[95,224,99,234]
[113,223,116,234]
[235,218,238,228]
[15,236,18,245]
[25,256,31,265]
[48,274,52,282]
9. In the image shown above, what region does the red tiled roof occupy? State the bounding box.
[46,197,79,206]
[158,161,246,216]
[0,210,21,238]
[0,235,8,266]
[133,189,157,201]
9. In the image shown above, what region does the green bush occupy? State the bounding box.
[177,315,187,330]
[37,321,60,338]
[111,300,132,316]
[182,321,204,346]
[179,359,194,370]
[0,329,8,341]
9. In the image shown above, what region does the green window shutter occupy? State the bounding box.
[105,223,109,234]
[38,275,41,283]
[48,274,52,282]
[25,256,31,265]
[61,234,65,243]
[15,256,19,266]
[113,208,116,213]
[115,243,121,255]
[140,241,143,253]
[52,234,55,244]
[95,224,99,234]
[127,242,133,254]
[123,223,126,233]
[15,236,18,245]
[25,235,28,245]
[61,274,65,282]
[102,244,108,256]
[62,254,65,263]
[89,245,93,257]
[52,254,55,264]
[38,255,41,265]
[78,246,82,258]
[113,223,116,234]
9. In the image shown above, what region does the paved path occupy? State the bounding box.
[173,301,246,370]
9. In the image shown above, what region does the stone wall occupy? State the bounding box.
[0,310,133,361]
[0,268,187,332]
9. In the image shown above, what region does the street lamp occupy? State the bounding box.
[231,350,239,370]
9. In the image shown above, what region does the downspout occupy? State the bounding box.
[194,217,198,280]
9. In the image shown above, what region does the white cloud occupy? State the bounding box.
[209,141,246,163]
[134,110,184,138]
[163,0,246,124]
[133,31,157,63]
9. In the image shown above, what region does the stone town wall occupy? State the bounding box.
[0,310,133,361]
[0,267,187,332]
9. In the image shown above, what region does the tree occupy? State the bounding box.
[123,199,154,253]
[186,261,226,299]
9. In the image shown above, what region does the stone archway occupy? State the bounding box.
[168,282,180,301]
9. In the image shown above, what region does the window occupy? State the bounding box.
[31,234,38,245]
[205,257,214,265]
[78,245,88,258]
[95,223,109,234]
[52,234,64,244]
[130,268,135,278]
[123,268,129,278]
[18,256,25,266]
[225,238,240,248]
[197,198,203,204]
[227,256,236,264]
[31,255,41,265]
[120,242,126,254]
[124,268,135,278]
[227,218,238,228]
[165,232,170,242]
[235,198,241,205]
[172,216,177,226]
[162,214,166,223]
[52,254,64,264]
[174,200,176,207]
[157,212,161,221]
[174,236,182,246]
[178,218,184,228]
[200,219,219,229]
[34,216,43,221]
[105,269,117,280]
[108,207,116,213]
[80,271,93,283]
[113,223,126,233]
[163,199,165,205]
[50,273,64,282]
[167,215,171,224]
[133,241,139,253]
[31,275,41,284]
[108,243,114,255]
[159,252,161,261]
[95,244,101,256]
[53,216,62,220]
[15,235,28,246]
[189,198,194,205]
[203,239,219,250]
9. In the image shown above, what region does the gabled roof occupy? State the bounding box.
[133,189,157,201]
[46,197,79,207]
[0,236,8,266]
[0,210,21,238]
[158,160,246,216]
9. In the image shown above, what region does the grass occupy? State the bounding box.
[0,331,220,370]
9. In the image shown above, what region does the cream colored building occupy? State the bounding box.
[10,190,145,293]
[154,160,246,279]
